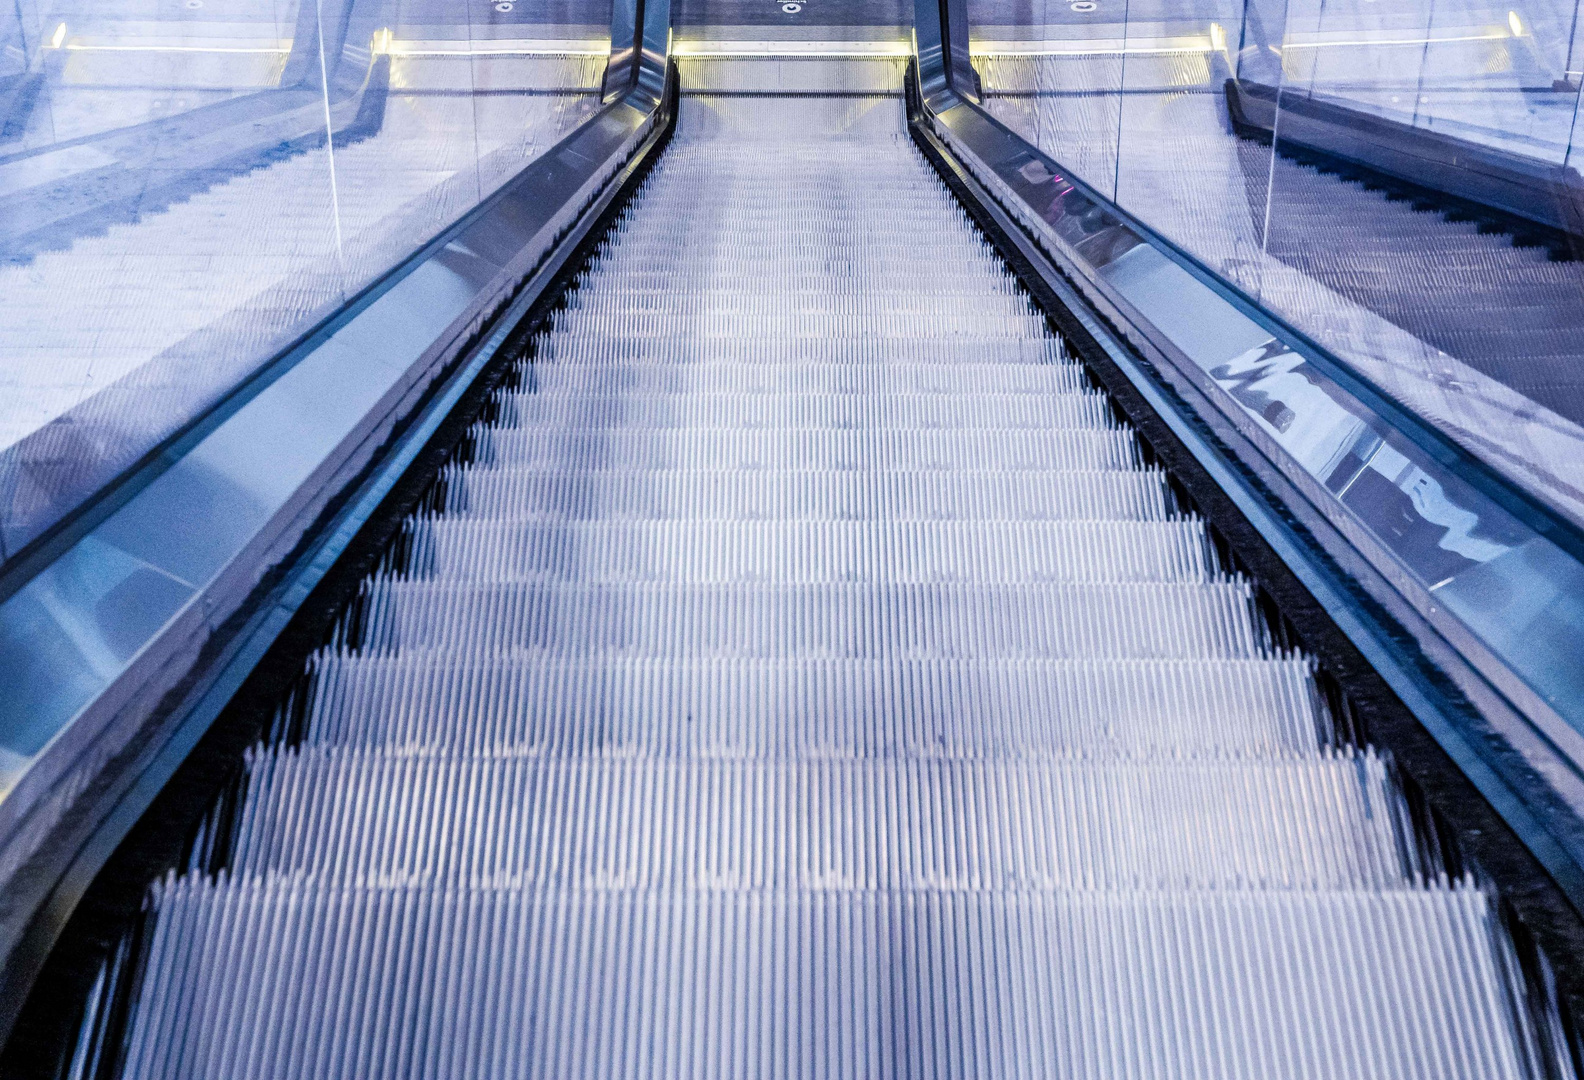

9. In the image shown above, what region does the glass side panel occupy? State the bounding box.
[969,0,1584,531]
[0,0,612,562]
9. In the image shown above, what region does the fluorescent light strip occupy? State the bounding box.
[61,43,291,53]
[973,37,1214,56]
[976,25,1509,57]
[52,37,609,57]
[671,40,912,58]
[1278,28,1508,49]
[383,39,610,57]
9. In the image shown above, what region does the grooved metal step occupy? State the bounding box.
[230,749,1416,889]
[294,654,1327,757]
[474,427,1145,470]
[351,580,1269,659]
[401,519,1217,583]
[500,391,1117,429]
[124,882,1536,1079]
[432,468,1180,521]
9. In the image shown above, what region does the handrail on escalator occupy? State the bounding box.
[0,0,676,1048]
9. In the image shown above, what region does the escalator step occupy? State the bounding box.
[399,519,1218,583]
[294,653,1327,757]
[229,749,1416,889]
[123,882,1530,1080]
[432,467,1180,522]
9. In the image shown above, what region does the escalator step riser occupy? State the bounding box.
[120,883,1531,1080]
[398,519,1215,584]
[560,293,1038,315]
[351,581,1267,660]
[433,468,1177,522]
[470,428,1144,471]
[230,749,1414,889]
[296,654,1326,757]
[530,341,1074,368]
[495,393,1116,429]
[546,312,1052,339]
[575,275,1035,294]
[518,363,1088,395]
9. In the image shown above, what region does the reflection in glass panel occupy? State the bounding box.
[969,0,1584,532]
[0,0,611,561]
[966,2,1127,201]
[329,2,610,321]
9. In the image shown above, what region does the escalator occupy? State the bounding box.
[3,14,1584,1073]
[14,69,1573,1078]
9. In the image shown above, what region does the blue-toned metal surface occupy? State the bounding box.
[0,17,671,1033]
[637,0,671,101]
[914,0,977,107]
[606,0,671,102]
[604,0,644,100]
[908,31,1584,910]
